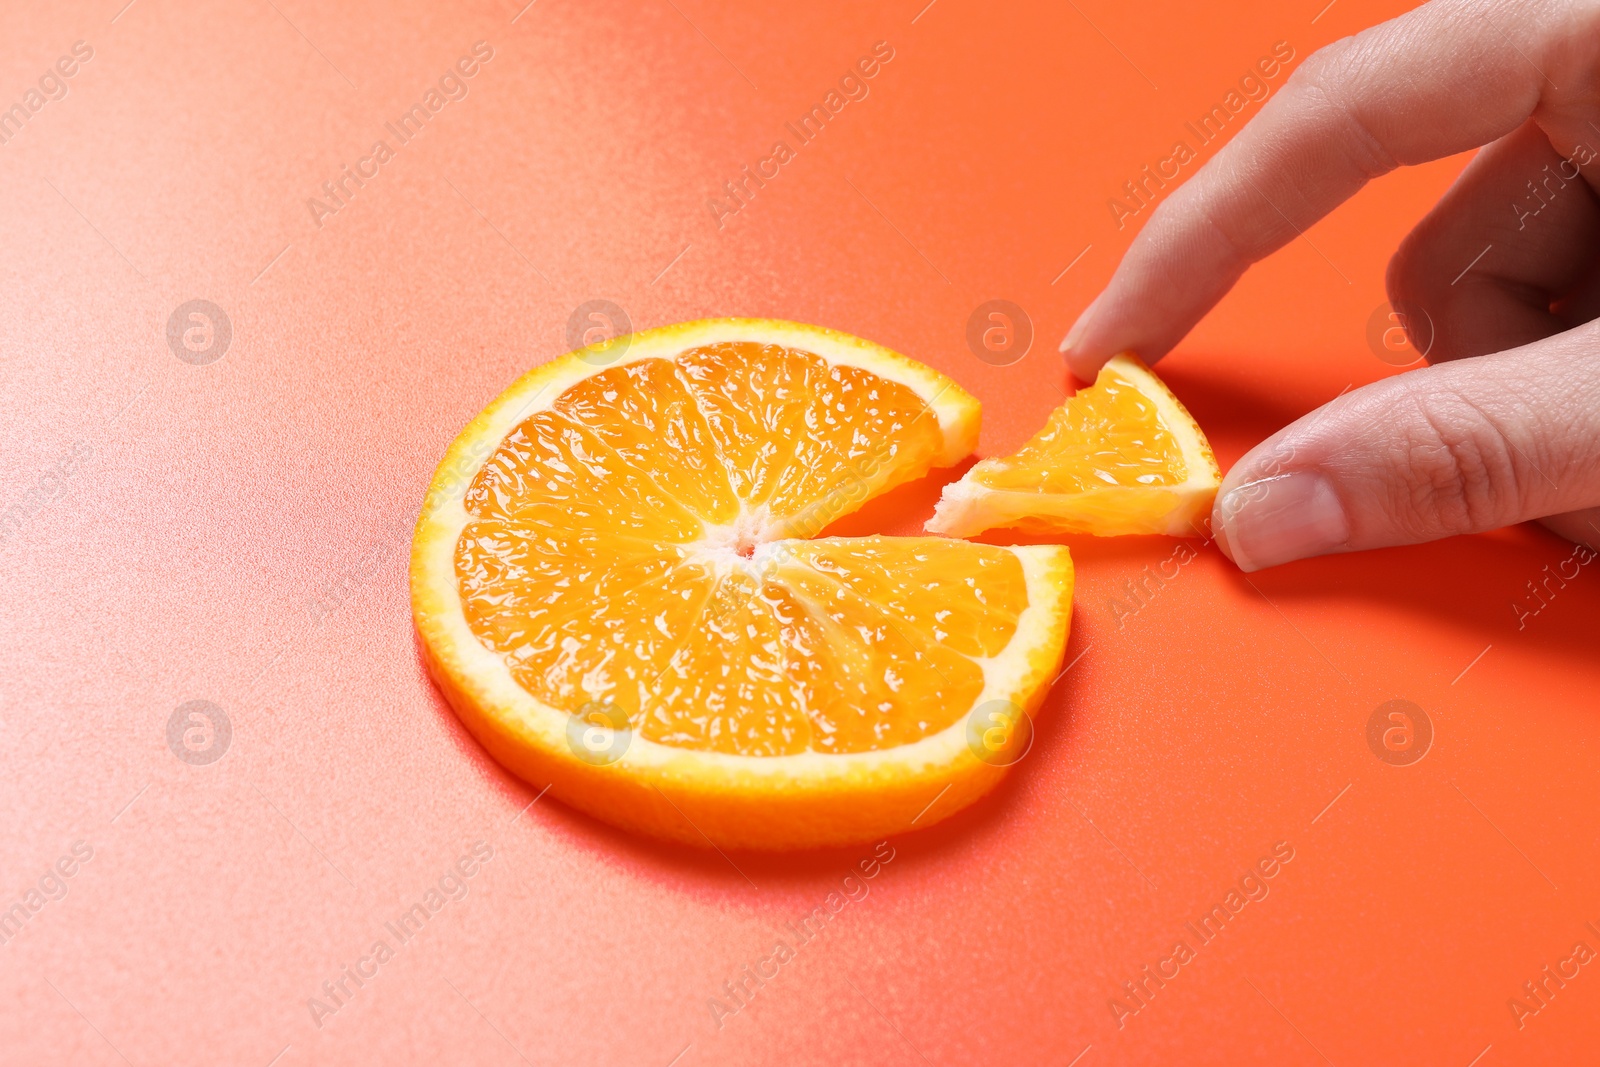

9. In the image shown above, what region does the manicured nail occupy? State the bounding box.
[1214,472,1349,571]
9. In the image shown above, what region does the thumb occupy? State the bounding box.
[1212,327,1600,572]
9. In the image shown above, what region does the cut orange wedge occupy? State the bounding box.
[411,319,1074,850]
[926,353,1221,538]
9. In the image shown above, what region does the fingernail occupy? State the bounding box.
[1214,472,1349,571]
[1059,296,1100,356]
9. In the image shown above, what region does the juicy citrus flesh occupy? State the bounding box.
[413,319,1074,850]
[926,354,1221,538]
[982,368,1186,492]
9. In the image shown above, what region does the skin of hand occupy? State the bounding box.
[1060,0,1600,571]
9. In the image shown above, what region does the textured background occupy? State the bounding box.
[3,0,1599,1063]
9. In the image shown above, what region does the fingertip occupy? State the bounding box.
[1059,295,1104,374]
[1059,293,1162,379]
[1062,349,1108,382]
[1212,472,1349,572]
[1059,295,1098,347]
[1210,505,1266,573]
[1209,500,1248,571]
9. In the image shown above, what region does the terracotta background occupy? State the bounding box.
[3,0,1598,1063]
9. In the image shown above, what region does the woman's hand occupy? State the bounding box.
[1060,0,1600,571]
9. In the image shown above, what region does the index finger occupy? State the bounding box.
[1059,0,1599,378]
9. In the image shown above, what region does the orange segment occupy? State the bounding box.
[985,367,1187,492]
[456,526,712,725]
[763,538,994,752]
[641,572,811,757]
[411,318,1074,850]
[926,353,1221,538]
[464,409,705,539]
[672,341,948,534]
[550,356,740,526]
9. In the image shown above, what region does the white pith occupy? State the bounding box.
[683,508,777,573]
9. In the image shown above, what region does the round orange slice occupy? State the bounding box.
[926,353,1221,538]
[411,319,1074,850]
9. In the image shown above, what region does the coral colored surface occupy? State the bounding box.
[2,1,1598,1063]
